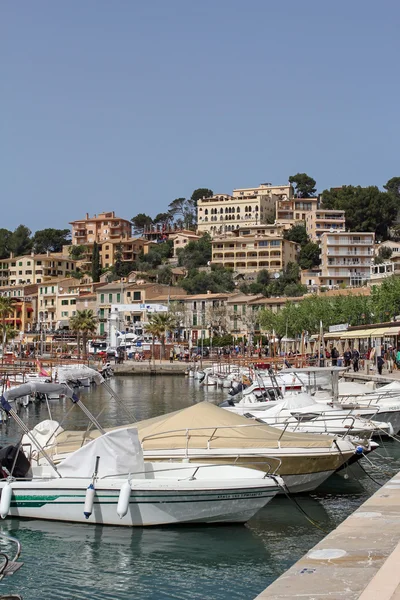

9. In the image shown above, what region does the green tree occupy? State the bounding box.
[298,242,321,269]
[32,228,71,253]
[153,212,172,226]
[321,185,397,239]
[181,266,235,294]
[91,242,101,283]
[288,173,317,198]
[240,270,270,295]
[9,225,32,256]
[191,188,214,205]
[156,265,173,285]
[113,244,124,277]
[384,177,400,200]
[69,245,87,260]
[374,246,393,264]
[145,312,176,359]
[131,213,153,235]
[70,309,98,358]
[284,224,309,247]
[0,229,12,259]
[177,233,211,269]
[371,276,400,321]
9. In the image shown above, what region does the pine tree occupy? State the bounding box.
[91,242,101,282]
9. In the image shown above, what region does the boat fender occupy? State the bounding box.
[84,483,95,519]
[0,482,12,519]
[117,481,131,519]
[355,446,364,455]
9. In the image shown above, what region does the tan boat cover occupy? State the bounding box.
[135,402,334,450]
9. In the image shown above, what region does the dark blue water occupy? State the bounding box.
[1,376,399,600]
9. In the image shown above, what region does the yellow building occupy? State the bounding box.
[197,183,293,237]
[4,252,76,286]
[305,209,346,242]
[211,225,299,274]
[70,211,132,245]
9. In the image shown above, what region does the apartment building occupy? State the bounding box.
[96,282,187,335]
[276,197,319,228]
[319,232,375,288]
[70,211,132,245]
[305,209,346,242]
[197,183,293,237]
[211,225,299,274]
[0,284,38,332]
[37,278,96,331]
[3,253,76,286]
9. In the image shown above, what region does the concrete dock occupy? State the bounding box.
[255,472,400,599]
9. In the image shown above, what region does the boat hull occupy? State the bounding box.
[0,481,279,526]
[141,449,354,494]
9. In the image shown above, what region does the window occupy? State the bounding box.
[61,311,68,317]
[100,294,104,303]
[61,300,68,305]
[259,241,269,247]
[27,261,31,266]
[37,261,42,266]
[133,291,141,301]
[270,240,280,246]
[45,287,48,293]
[193,301,197,310]
[108,293,113,302]
[193,314,197,326]
[70,299,76,305]
[18,262,22,266]
[234,304,238,312]
[117,293,121,303]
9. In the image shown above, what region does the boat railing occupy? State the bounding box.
[267,414,373,438]
[141,422,335,450]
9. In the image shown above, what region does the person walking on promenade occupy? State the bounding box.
[352,348,360,372]
[377,354,385,376]
[343,348,352,368]
[331,346,339,367]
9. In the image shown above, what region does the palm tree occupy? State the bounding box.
[0,297,16,355]
[145,313,176,360]
[70,310,98,358]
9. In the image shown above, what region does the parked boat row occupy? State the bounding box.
[0,365,395,530]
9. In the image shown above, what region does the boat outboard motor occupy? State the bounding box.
[219,399,235,407]
[228,382,246,396]
[0,445,32,479]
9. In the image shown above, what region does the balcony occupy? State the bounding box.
[326,238,373,245]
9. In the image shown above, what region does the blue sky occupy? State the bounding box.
[3,0,400,232]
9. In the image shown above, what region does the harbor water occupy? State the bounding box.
[1,376,400,600]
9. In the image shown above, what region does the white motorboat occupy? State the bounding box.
[0,392,283,527]
[245,392,391,437]
[3,377,359,495]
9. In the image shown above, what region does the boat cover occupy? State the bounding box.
[3,382,76,402]
[135,402,334,450]
[57,428,145,479]
[55,365,104,386]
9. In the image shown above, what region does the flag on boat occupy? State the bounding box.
[36,359,50,378]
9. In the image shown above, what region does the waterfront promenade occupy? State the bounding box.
[255,469,400,600]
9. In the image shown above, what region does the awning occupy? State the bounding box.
[339,327,400,339]
[324,331,344,339]
[340,328,378,339]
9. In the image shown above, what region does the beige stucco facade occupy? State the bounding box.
[276,197,319,227]
[0,253,76,287]
[211,225,299,274]
[319,232,375,288]
[171,232,201,257]
[305,209,346,242]
[197,184,293,237]
[70,211,132,246]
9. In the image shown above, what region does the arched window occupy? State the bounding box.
[204,209,208,215]
[237,206,240,212]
